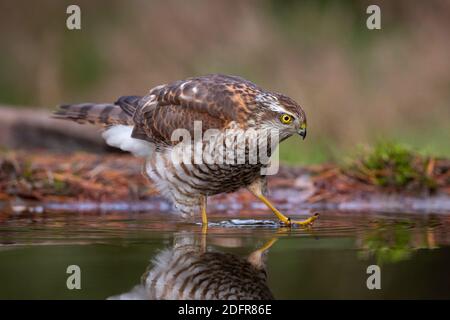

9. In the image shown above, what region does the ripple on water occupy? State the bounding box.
[206,219,279,228]
[1,210,449,246]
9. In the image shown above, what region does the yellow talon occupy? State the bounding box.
[285,213,319,227]
[254,193,319,228]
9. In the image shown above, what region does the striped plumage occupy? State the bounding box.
[54,98,136,126]
[109,235,274,300]
[54,74,314,226]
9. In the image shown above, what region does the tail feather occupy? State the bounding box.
[52,96,154,157]
[53,96,141,126]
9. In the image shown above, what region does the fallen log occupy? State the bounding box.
[1,151,449,216]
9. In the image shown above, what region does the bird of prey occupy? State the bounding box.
[109,234,275,300]
[54,74,318,227]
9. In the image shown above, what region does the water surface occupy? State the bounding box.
[0,210,449,299]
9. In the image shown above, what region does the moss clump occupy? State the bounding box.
[358,220,414,265]
[344,142,437,192]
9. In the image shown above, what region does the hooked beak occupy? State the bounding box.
[298,128,307,140]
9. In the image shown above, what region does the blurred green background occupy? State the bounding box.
[0,0,449,164]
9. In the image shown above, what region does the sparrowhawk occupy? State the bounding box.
[54,74,318,227]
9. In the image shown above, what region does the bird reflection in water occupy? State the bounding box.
[109,233,276,300]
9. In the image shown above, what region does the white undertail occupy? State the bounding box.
[102,125,153,157]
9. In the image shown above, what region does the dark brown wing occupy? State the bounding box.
[131,74,262,147]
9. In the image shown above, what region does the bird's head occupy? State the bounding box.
[254,93,307,141]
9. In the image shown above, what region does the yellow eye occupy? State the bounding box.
[280,114,293,124]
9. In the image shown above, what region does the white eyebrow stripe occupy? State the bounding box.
[265,100,291,114]
[255,94,292,115]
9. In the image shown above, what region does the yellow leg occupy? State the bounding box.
[256,238,278,253]
[200,195,208,227]
[200,224,207,253]
[200,196,208,252]
[256,194,319,227]
[248,238,278,268]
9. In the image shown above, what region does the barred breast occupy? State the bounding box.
[144,128,270,216]
[143,244,273,300]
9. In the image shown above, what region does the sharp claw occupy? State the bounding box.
[283,212,320,228]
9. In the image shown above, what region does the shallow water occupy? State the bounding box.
[0,210,449,299]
